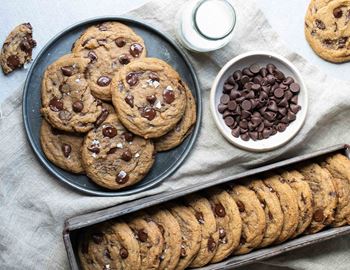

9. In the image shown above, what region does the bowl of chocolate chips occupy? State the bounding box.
[210,51,308,152]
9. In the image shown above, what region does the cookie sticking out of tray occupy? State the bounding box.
[39,21,197,190]
[76,152,350,269]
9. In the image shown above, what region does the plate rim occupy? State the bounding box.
[22,16,202,196]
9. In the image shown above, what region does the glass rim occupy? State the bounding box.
[192,0,236,41]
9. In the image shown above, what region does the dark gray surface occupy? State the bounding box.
[63,144,350,269]
[22,17,202,196]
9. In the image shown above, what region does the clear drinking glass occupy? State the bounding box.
[175,0,236,52]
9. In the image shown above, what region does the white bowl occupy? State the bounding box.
[210,51,308,152]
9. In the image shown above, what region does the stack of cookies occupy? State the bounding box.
[40,21,196,190]
[78,153,350,269]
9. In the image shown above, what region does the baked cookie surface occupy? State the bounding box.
[263,175,299,243]
[228,185,266,255]
[40,53,103,133]
[81,113,155,190]
[281,170,314,237]
[0,22,36,74]
[154,83,197,152]
[73,21,146,101]
[305,0,350,62]
[40,119,84,173]
[206,188,242,262]
[111,58,187,139]
[247,179,284,247]
[298,163,337,233]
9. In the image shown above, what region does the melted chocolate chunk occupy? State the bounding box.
[49,97,64,112]
[146,95,157,104]
[88,146,100,154]
[129,43,144,57]
[121,149,132,161]
[236,200,245,212]
[119,247,129,259]
[115,38,126,47]
[72,100,84,112]
[163,89,175,104]
[116,171,129,184]
[137,229,148,242]
[149,72,160,81]
[102,126,117,138]
[333,7,343,18]
[125,94,134,108]
[195,211,204,224]
[315,19,326,30]
[214,203,226,217]
[7,55,21,69]
[61,66,74,76]
[58,110,72,121]
[61,144,71,158]
[141,107,156,121]
[95,109,109,126]
[313,209,324,222]
[122,132,133,142]
[207,236,216,252]
[119,54,131,65]
[97,76,111,87]
[126,72,139,86]
[87,51,97,63]
[180,245,187,257]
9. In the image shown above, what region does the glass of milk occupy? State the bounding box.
[175,0,236,52]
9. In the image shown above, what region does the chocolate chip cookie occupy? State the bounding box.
[227,185,266,255]
[320,153,350,226]
[206,188,242,262]
[154,83,197,152]
[79,222,137,270]
[81,113,154,189]
[0,22,36,74]
[263,175,299,243]
[167,202,201,270]
[40,53,103,133]
[73,21,146,101]
[298,163,337,233]
[40,119,84,174]
[111,57,187,139]
[127,212,164,269]
[280,170,314,237]
[305,0,350,62]
[184,194,219,267]
[247,179,284,247]
[147,208,182,270]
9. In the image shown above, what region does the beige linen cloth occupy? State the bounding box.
[1,0,350,269]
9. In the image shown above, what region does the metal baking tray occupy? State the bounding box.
[22,16,202,196]
[63,144,350,269]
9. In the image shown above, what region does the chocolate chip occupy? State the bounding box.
[116,171,129,184]
[115,37,126,47]
[240,75,250,85]
[107,147,117,155]
[289,82,300,93]
[227,100,237,111]
[224,116,235,127]
[274,88,284,98]
[88,146,100,154]
[102,126,117,138]
[333,7,343,18]
[180,246,187,257]
[72,100,84,112]
[58,110,72,121]
[249,63,260,74]
[236,200,245,212]
[137,229,148,242]
[267,63,276,74]
[125,95,134,108]
[283,76,294,85]
[207,236,216,252]
[316,19,326,30]
[163,89,175,104]
[95,109,109,126]
[241,100,252,111]
[119,247,129,259]
[218,103,227,113]
[146,95,157,104]
[97,76,111,87]
[126,72,139,86]
[123,132,133,142]
[61,144,71,158]
[219,228,226,239]
[220,94,230,104]
[49,98,63,112]
[290,104,301,114]
[129,43,143,57]
[313,209,324,222]
[149,72,160,82]
[195,211,204,224]
[233,70,242,80]
[6,55,21,70]
[141,107,156,120]
[87,51,97,63]
[243,68,254,77]
[121,149,132,161]
[92,232,103,244]
[214,203,226,217]
[61,66,73,76]
[119,54,131,65]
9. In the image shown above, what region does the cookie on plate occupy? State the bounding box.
[280,170,314,237]
[263,175,299,243]
[184,194,219,268]
[298,163,337,233]
[40,119,84,174]
[154,83,197,152]
[148,208,182,270]
[305,0,350,62]
[111,57,187,139]
[40,53,103,133]
[320,153,350,226]
[79,222,140,270]
[0,22,36,74]
[81,113,155,190]
[167,202,201,270]
[247,179,284,247]
[127,212,164,269]
[72,21,146,101]
[206,188,242,262]
[227,185,266,255]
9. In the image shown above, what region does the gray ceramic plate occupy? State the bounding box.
[23,17,202,196]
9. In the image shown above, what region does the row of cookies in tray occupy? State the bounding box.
[39,21,196,190]
[78,153,350,269]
